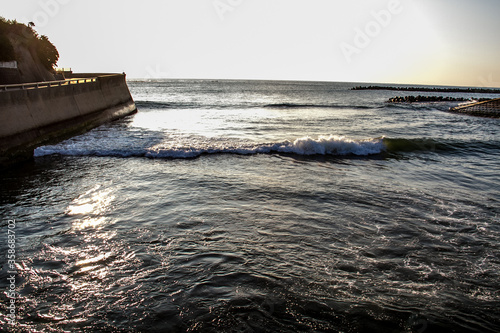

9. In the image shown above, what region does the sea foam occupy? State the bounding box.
[35,135,386,159]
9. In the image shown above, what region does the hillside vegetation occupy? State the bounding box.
[0,17,59,83]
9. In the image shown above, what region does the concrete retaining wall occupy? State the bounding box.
[0,67,21,85]
[0,74,137,165]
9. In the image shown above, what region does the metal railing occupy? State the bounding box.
[0,77,98,92]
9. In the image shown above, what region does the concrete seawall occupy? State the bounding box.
[0,74,137,165]
[450,98,500,118]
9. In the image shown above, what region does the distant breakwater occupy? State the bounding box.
[0,73,137,166]
[385,95,499,117]
[387,96,491,103]
[449,98,500,118]
[353,85,500,94]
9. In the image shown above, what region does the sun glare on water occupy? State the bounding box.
[66,185,115,230]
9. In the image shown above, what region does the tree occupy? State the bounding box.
[0,18,16,61]
[36,35,59,70]
[0,18,60,69]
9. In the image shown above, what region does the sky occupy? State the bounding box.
[2,0,500,87]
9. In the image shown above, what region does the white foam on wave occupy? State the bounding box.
[275,136,385,156]
[34,135,386,159]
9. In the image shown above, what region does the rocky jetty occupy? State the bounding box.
[387,96,491,103]
[353,85,500,94]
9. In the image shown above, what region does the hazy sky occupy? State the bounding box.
[3,0,500,87]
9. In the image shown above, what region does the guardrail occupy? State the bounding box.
[0,77,98,92]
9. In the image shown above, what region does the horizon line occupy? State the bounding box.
[122,76,500,90]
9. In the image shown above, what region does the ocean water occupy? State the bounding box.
[1,80,499,332]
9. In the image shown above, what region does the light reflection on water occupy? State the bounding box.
[66,185,115,230]
[1,152,497,332]
[0,80,499,332]
[131,106,285,143]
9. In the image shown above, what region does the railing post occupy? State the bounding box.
[0,75,101,92]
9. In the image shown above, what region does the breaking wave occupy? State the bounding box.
[145,136,385,158]
[34,136,499,159]
[35,136,384,159]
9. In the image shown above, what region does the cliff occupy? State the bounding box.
[0,18,58,84]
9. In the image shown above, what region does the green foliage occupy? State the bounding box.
[0,34,15,61]
[0,16,9,34]
[0,17,15,61]
[37,35,59,70]
[0,17,59,69]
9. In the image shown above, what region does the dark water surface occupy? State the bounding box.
[1,80,499,332]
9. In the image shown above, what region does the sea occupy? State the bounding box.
[1,79,499,332]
